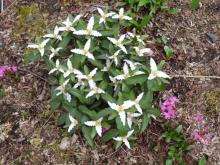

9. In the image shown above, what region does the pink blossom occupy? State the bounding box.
[0,65,17,78]
[192,132,203,141]
[193,114,204,122]
[102,127,111,133]
[160,96,178,120]
[192,131,212,145]
[11,66,17,72]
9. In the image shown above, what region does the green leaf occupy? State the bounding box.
[138,15,152,29]
[50,98,61,111]
[68,88,86,103]
[190,0,200,10]
[23,51,40,64]
[138,0,148,7]
[114,141,122,149]
[58,34,72,48]
[102,129,118,142]
[125,74,147,85]
[176,125,183,133]
[82,126,94,148]
[198,157,206,165]
[165,159,173,165]
[164,46,174,59]
[97,108,114,118]
[78,105,97,119]
[48,76,58,85]
[168,8,181,15]
[141,114,149,132]
[57,114,68,126]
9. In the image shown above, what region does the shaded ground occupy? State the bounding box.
[0,0,219,164]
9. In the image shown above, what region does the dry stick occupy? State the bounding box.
[0,0,17,15]
[171,75,220,79]
[18,68,49,83]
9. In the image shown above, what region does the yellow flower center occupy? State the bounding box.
[118,105,124,112]
[95,120,101,126]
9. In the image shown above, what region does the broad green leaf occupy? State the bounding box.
[78,105,97,119]
[68,88,86,103]
[198,157,206,165]
[165,159,172,165]
[23,51,40,64]
[102,129,118,142]
[97,108,114,118]
[190,0,200,10]
[82,126,94,148]
[168,8,181,15]
[125,74,147,85]
[57,114,68,126]
[58,34,72,48]
[141,113,149,132]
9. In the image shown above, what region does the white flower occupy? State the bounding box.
[148,58,170,80]
[109,50,121,65]
[27,39,50,57]
[73,77,85,89]
[43,26,62,41]
[49,59,65,74]
[134,47,153,57]
[59,15,81,32]
[84,117,103,136]
[115,63,131,80]
[127,92,144,114]
[49,47,62,60]
[71,39,95,60]
[97,8,115,24]
[86,81,105,98]
[68,114,78,132]
[74,16,102,37]
[107,35,127,54]
[76,68,97,87]
[56,79,71,102]
[125,32,135,40]
[113,130,134,149]
[101,58,111,72]
[64,59,82,78]
[112,8,132,21]
[109,76,119,91]
[127,112,141,128]
[124,59,142,71]
[108,101,133,125]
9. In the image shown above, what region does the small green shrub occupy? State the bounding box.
[26,8,170,148]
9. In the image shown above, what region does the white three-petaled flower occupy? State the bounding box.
[71,39,95,60]
[49,47,62,60]
[49,59,65,74]
[101,58,111,72]
[124,59,142,71]
[148,58,170,80]
[44,26,62,41]
[74,16,102,37]
[108,101,133,125]
[84,117,103,136]
[76,68,97,87]
[112,8,132,21]
[56,79,71,102]
[59,15,81,32]
[109,50,121,65]
[129,92,144,114]
[64,59,82,78]
[113,130,134,149]
[68,114,78,132]
[107,35,127,54]
[74,77,85,89]
[97,8,115,24]
[27,39,50,57]
[136,35,145,45]
[115,63,131,80]
[109,76,120,91]
[127,112,141,128]
[134,47,153,57]
[86,81,105,98]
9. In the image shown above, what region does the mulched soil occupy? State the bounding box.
[0,0,219,164]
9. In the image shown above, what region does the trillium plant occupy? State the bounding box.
[26,8,170,149]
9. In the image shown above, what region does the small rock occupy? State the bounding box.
[207,32,218,43]
[59,137,71,150]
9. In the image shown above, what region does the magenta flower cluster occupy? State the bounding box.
[0,65,17,78]
[160,96,178,119]
[191,114,212,145]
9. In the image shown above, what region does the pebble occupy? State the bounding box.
[207,32,218,43]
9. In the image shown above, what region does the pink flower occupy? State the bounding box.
[11,66,17,72]
[160,96,178,120]
[202,133,211,145]
[0,65,17,78]
[192,132,203,141]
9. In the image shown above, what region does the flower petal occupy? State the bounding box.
[74,30,88,35]
[123,139,131,149]
[156,71,170,79]
[96,125,102,137]
[108,102,118,111]
[87,16,94,30]
[123,100,134,109]
[84,121,96,126]
[150,58,157,72]
[71,49,84,55]
[119,111,126,126]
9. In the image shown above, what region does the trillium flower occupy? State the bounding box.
[101,58,111,72]
[27,39,50,57]
[109,50,121,65]
[74,16,102,37]
[107,35,127,54]
[49,47,62,60]
[125,32,135,40]
[76,68,97,87]
[113,130,134,149]
[134,47,153,57]
[68,114,78,132]
[59,15,81,32]
[44,26,62,41]
[109,76,120,91]
[71,39,95,60]
[112,8,132,21]
[97,8,115,24]
[136,35,145,45]
[84,117,103,136]
[56,79,71,102]
[64,59,82,78]
[127,112,141,128]
[86,81,105,98]
[148,58,170,80]
[115,63,131,80]
[49,59,65,74]
[108,101,133,125]
[124,59,142,71]
[73,77,85,88]
[127,92,144,114]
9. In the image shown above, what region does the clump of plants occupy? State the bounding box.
[26,8,170,148]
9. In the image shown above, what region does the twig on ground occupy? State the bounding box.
[103,147,121,158]
[18,67,49,83]
[171,75,220,79]
[0,0,17,15]
[121,147,148,162]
